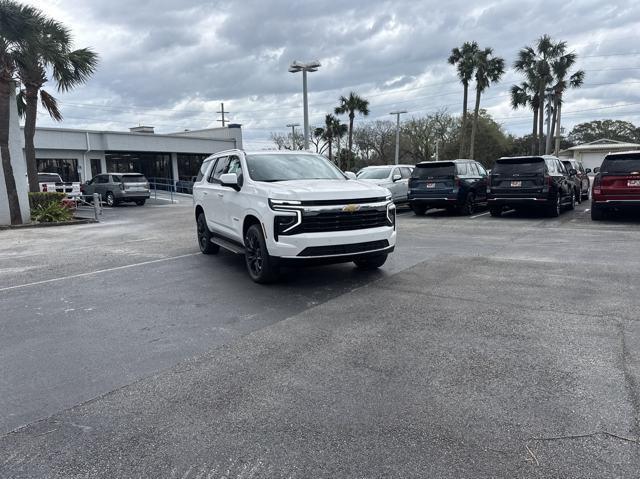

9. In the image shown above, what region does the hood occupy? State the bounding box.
[358,178,392,186]
[260,179,390,201]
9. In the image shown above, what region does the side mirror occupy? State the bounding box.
[220,173,240,190]
[392,174,402,182]
[569,168,577,176]
[344,171,357,180]
[585,168,592,174]
[594,167,600,174]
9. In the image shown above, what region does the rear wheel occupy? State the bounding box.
[196,213,219,255]
[135,199,146,206]
[411,203,427,216]
[547,195,561,217]
[354,254,388,270]
[591,204,604,221]
[489,207,502,217]
[567,191,576,210]
[105,191,116,207]
[458,192,476,215]
[244,224,279,283]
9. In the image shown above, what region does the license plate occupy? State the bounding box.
[628,180,640,187]
[426,182,435,188]
[510,181,522,187]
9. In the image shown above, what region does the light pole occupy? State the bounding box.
[289,60,321,150]
[286,123,300,149]
[390,110,407,165]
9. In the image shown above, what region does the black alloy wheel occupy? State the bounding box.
[196,213,219,255]
[460,192,476,215]
[548,194,561,217]
[244,224,279,283]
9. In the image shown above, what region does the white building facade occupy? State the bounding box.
[25,124,243,183]
[560,138,640,171]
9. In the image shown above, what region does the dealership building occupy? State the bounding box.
[24,124,243,183]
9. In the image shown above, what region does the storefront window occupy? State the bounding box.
[105,152,172,179]
[37,158,79,182]
[177,154,210,180]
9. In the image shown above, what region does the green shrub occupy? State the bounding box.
[31,201,73,223]
[28,192,66,210]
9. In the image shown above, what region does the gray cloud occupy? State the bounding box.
[24,0,640,146]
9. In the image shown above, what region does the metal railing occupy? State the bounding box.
[147,177,195,203]
[72,193,103,221]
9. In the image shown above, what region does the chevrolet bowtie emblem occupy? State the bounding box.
[342,204,361,213]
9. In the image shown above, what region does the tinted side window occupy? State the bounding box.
[456,163,469,175]
[196,159,212,182]
[208,157,227,183]
[98,175,109,184]
[401,167,412,179]
[226,156,242,175]
[111,175,121,183]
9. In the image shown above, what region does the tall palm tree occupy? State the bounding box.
[550,54,584,155]
[510,77,540,155]
[335,92,369,170]
[319,113,341,162]
[514,35,566,155]
[448,41,479,158]
[0,0,46,224]
[469,47,505,159]
[17,17,98,192]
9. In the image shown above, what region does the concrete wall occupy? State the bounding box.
[0,83,30,225]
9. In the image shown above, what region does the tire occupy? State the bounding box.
[567,191,576,210]
[591,205,604,221]
[575,188,582,205]
[458,192,476,215]
[489,207,502,217]
[105,191,116,207]
[411,203,427,216]
[547,195,561,217]
[135,199,146,206]
[354,253,388,270]
[244,224,279,284]
[196,213,220,255]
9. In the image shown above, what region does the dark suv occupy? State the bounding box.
[562,158,591,202]
[487,156,575,217]
[591,151,640,220]
[408,160,488,215]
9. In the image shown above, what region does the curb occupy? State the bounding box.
[0,217,98,230]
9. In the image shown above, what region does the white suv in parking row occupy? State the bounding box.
[193,150,396,283]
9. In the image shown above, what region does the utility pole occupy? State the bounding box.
[545,89,554,155]
[390,110,407,165]
[217,103,229,127]
[286,123,300,149]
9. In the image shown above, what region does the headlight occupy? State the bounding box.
[386,202,396,228]
[269,198,302,209]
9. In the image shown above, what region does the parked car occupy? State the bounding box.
[487,155,575,217]
[407,159,489,215]
[81,173,150,206]
[591,151,640,220]
[562,158,591,202]
[37,172,81,198]
[356,165,414,204]
[193,150,396,283]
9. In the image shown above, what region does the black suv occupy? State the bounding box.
[562,158,591,202]
[487,156,575,217]
[408,160,489,215]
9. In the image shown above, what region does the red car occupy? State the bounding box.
[591,151,640,220]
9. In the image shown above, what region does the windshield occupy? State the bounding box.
[245,153,345,182]
[492,158,545,175]
[38,173,63,183]
[412,163,455,179]
[357,168,392,180]
[600,154,640,175]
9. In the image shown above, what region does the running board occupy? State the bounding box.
[210,236,245,255]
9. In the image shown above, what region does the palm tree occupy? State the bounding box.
[335,92,369,170]
[514,35,566,155]
[510,77,540,155]
[550,55,584,155]
[469,47,505,159]
[448,41,479,158]
[0,0,46,224]
[17,17,98,192]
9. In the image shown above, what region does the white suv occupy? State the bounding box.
[193,150,396,283]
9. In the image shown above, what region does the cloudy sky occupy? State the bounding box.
[23,0,640,148]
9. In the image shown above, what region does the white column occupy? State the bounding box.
[171,152,179,183]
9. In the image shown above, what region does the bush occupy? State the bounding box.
[28,192,66,210]
[31,201,73,223]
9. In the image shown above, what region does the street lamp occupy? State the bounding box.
[390,110,407,165]
[289,60,321,150]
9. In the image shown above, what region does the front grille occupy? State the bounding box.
[299,209,388,233]
[300,197,387,206]
[298,240,390,257]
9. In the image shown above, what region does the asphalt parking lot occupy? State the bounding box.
[1,199,639,478]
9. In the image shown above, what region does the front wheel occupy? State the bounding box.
[547,195,561,217]
[244,224,279,283]
[354,253,388,270]
[196,213,219,255]
[105,191,116,207]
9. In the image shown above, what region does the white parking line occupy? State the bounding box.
[0,253,199,293]
[470,212,490,219]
